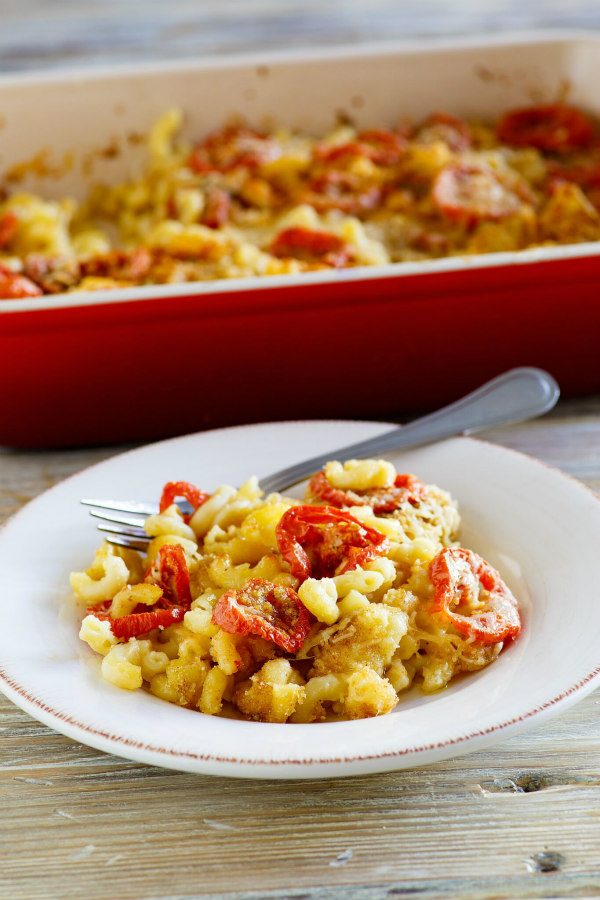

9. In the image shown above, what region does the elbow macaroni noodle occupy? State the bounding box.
[2,105,600,298]
[73,457,516,722]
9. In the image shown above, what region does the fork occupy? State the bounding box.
[82,367,559,551]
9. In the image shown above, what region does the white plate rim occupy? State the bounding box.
[1,421,599,778]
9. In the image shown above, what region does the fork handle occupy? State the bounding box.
[259,367,559,494]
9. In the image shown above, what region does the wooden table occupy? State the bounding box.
[2,398,600,900]
[2,4,600,897]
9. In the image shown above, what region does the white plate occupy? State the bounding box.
[1,420,599,779]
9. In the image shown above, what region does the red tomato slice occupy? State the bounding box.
[416,111,472,152]
[110,607,185,640]
[212,578,311,653]
[201,187,232,228]
[314,129,407,166]
[429,547,521,644]
[86,599,113,616]
[20,255,80,294]
[357,129,408,165]
[0,211,19,248]
[413,230,451,255]
[432,164,522,226]
[0,263,43,299]
[497,104,595,153]
[548,160,600,208]
[276,505,390,581]
[269,227,353,268]
[304,170,382,215]
[189,125,280,173]
[159,480,209,522]
[308,471,426,514]
[81,248,152,281]
[147,544,192,608]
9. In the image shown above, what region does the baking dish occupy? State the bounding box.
[1,33,599,448]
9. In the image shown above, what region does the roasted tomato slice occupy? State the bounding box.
[147,544,192,608]
[432,164,523,226]
[269,226,353,268]
[416,111,472,152]
[429,547,521,644]
[304,170,382,215]
[314,129,407,166]
[357,129,408,165]
[276,505,390,581]
[308,471,426,515]
[0,263,43,299]
[412,230,451,255]
[212,578,311,653]
[23,255,81,294]
[0,211,19,248]
[159,480,209,522]
[201,187,232,228]
[188,125,280,173]
[497,104,595,153]
[110,607,185,640]
[86,599,113,616]
[81,248,152,282]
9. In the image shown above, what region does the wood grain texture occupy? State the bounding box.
[2,5,600,897]
[1,398,600,900]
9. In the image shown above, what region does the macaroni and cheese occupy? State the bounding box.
[73,459,521,722]
[2,103,599,298]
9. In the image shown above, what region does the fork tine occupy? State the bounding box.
[97,523,149,539]
[103,534,150,551]
[89,509,149,528]
[81,498,158,516]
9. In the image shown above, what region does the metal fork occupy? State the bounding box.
[82,367,559,551]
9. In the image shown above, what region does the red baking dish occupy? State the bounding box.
[1,33,599,448]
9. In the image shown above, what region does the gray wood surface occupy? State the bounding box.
[1,399,600,900]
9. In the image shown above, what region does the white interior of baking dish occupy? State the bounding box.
[1,32,599,312]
